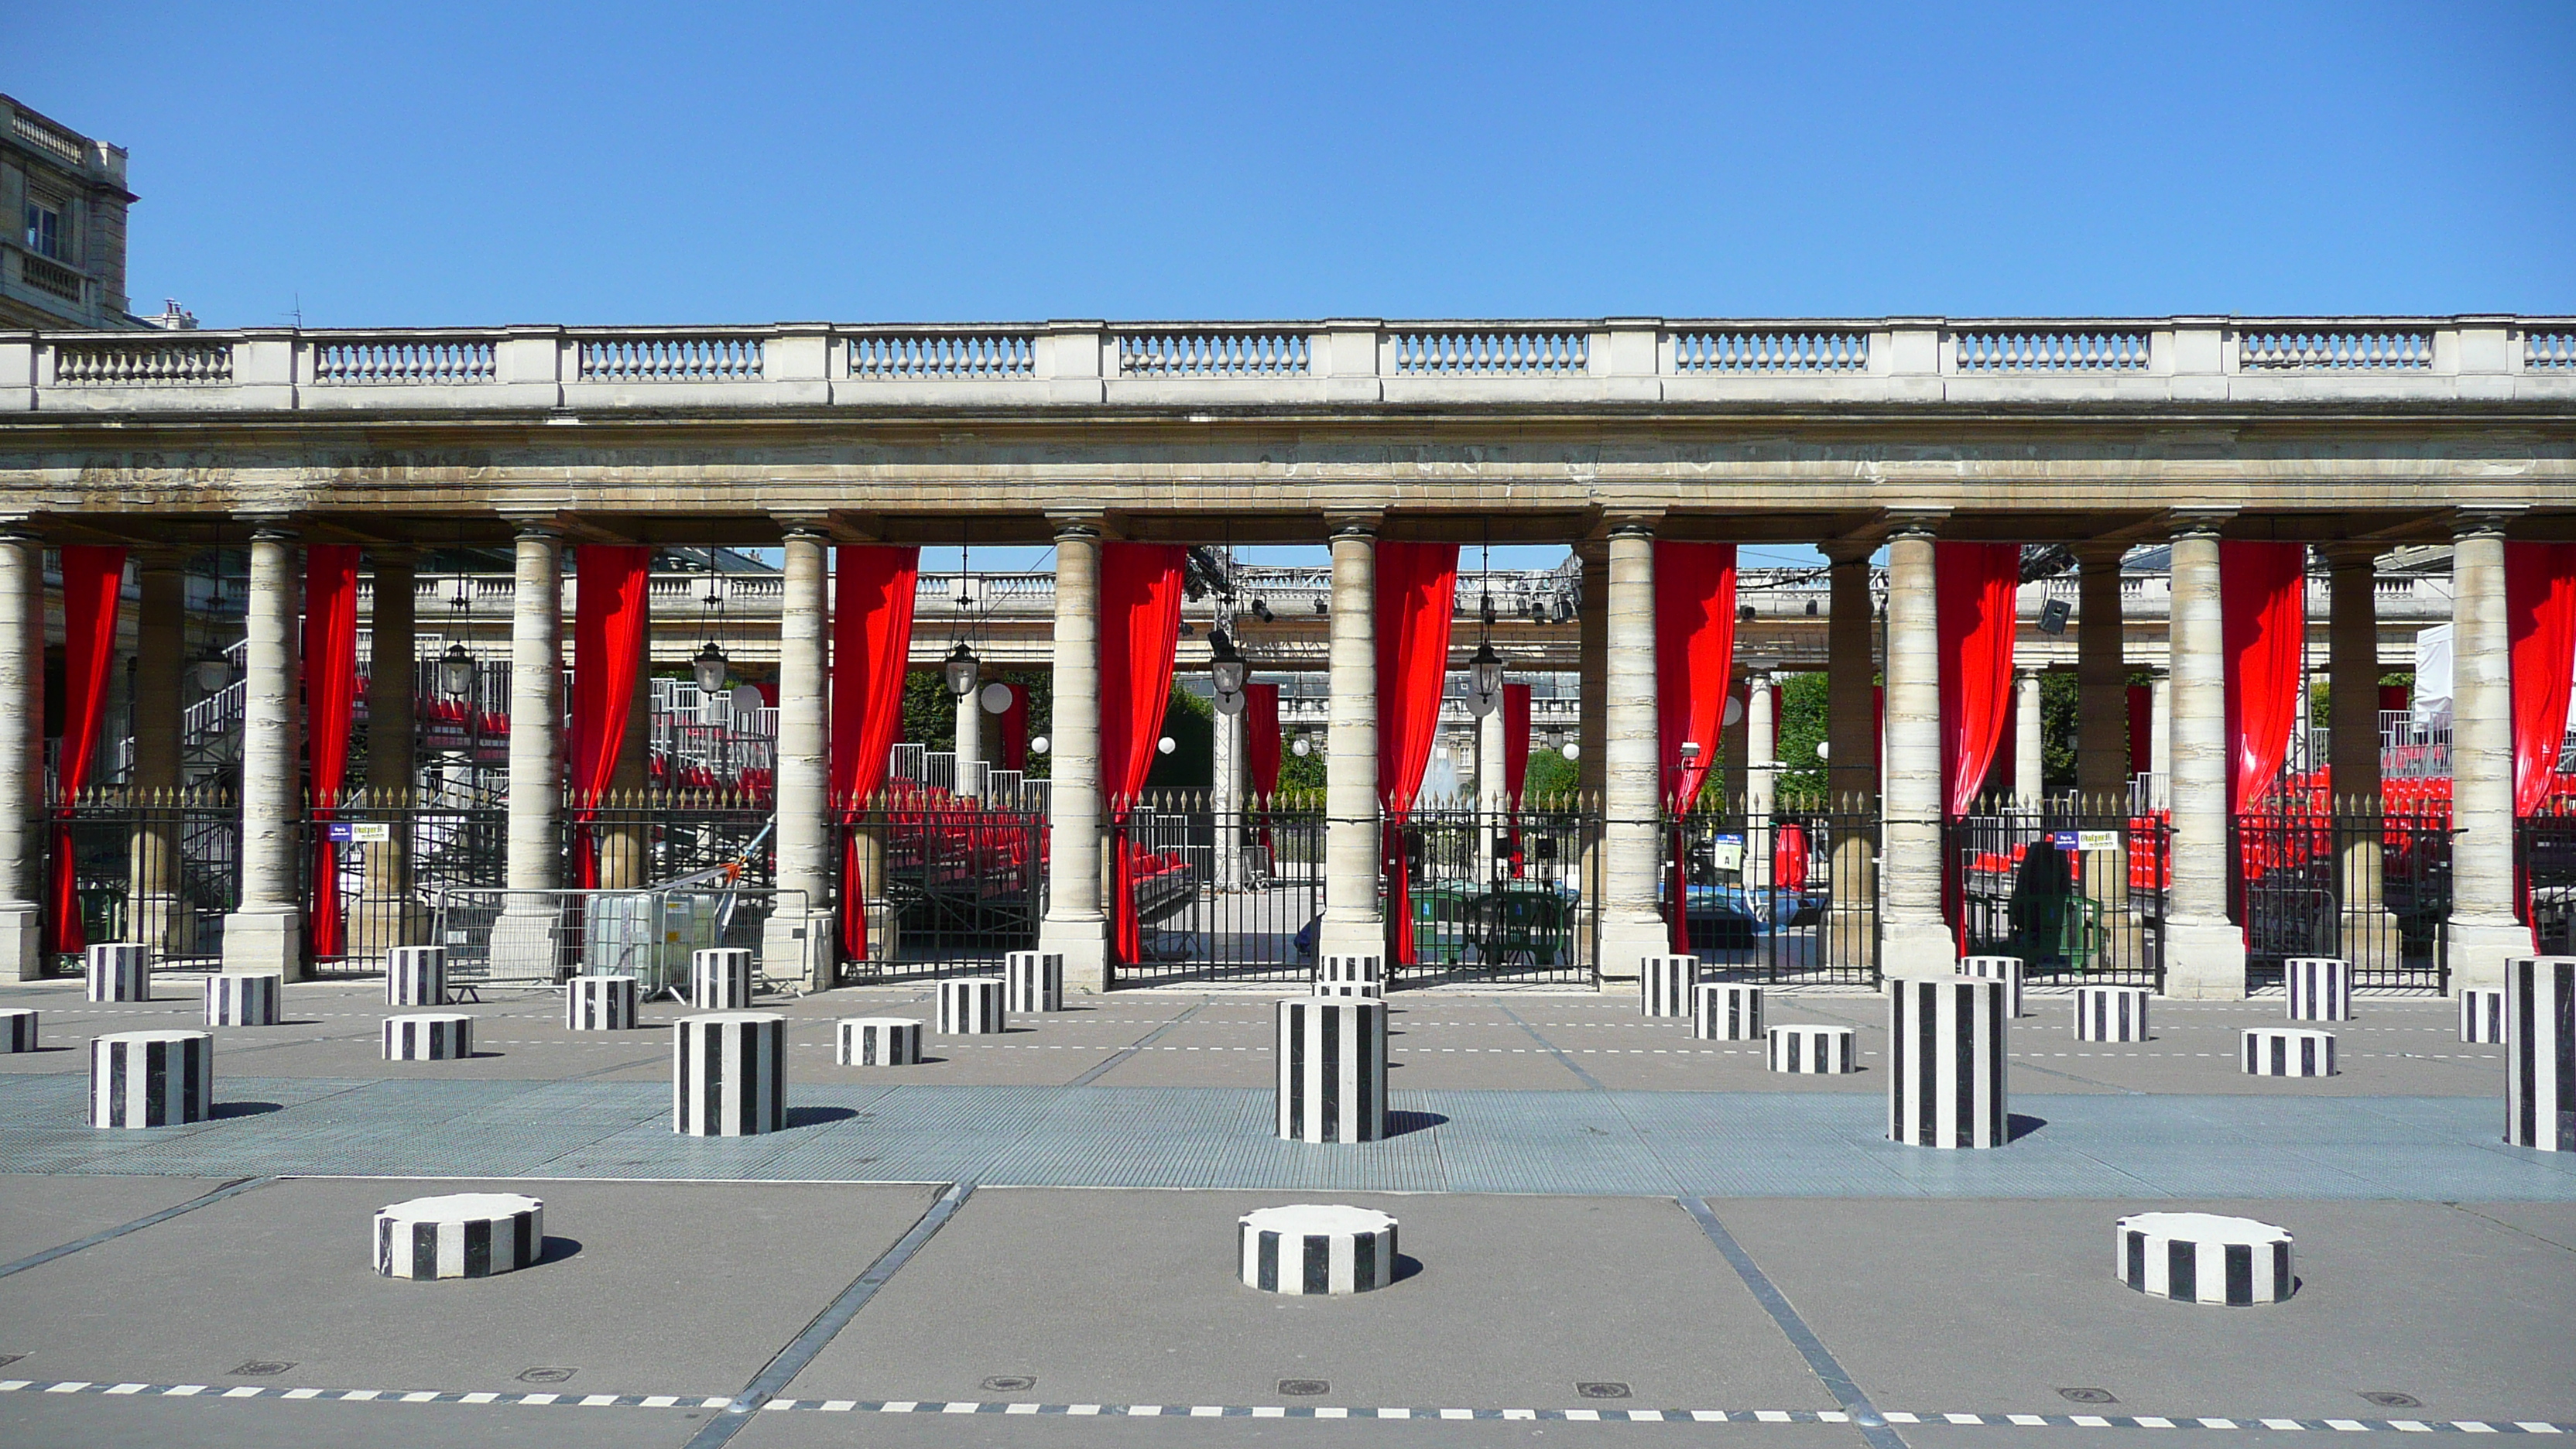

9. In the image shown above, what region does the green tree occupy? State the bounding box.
[1774,671,1829,801]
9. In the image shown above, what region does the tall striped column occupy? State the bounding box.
[90,1029,212,1127]
[566,974,637,1031]
[673,1012,787,1136]
[1005,951,1064,1014]
[1276,995,1386,1143]
[937,977,1007,1034]
[205,972,283,1026]
[1640,954,1697,1018]
[388,945,446,1006]
[2506,956,2574,1151]
[2460,987,2506,1044]
[2284,957,2352,1021]
[1888,977,2009,1149]
[86,943,151,1002]
[1958,954,2024,1018]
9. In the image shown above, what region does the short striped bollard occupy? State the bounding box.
[2506,956,2575,1151]
[0,1007,34,1053]
[937,977,1006,1034]
[1766,1024,1853,1074]
[387,946,446,1006]
[86,942,151,1002]
[1317,954,1384,998]
[2115,1211,2295,1306]
[690,948,754,1010]
[1958,954,2025,1018]
[1641,954,1697,1018]
[2073,985,2150,1042]
[674,1012,787,1136]
[2242,1026,2335,1077]
[1005,951,1064,1013]
[1238,1204,1398,1295]
[2459,987,2506,1045]
[205,972,282,1027]
[838,1017,921,1066]
[566,974,638,1031]
[1693,982,1762,1040]
[2283,957,2351,1021]
[384,1012,472,1060]
[91,1029,212,1128]
[375,1192,545,1280]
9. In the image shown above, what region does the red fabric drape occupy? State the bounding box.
[567,546,651,891]
[1937,543,2021,817]
[1375,542,1459,966]
[1102,544,1186,964]
[1654,542,1738,951]
[832,546,919,960]
[1502,683,1532,803]
[2128,683,2152,776]
[999,683,1029,774]
[2506,543,2576,817]
[302,546,361,959]
[46,547,124,958]
[2221,542,2307,815]
[1245,683,1282,799]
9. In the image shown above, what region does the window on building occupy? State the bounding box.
[25,197,63,259]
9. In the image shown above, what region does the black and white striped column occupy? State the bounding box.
[2115,1211,2296,1306]
[838,1017,921,1066]
[383,1012,473,1060]
[2506,956,2575,1152]
[1005,951,1064,1014]
[1238,1204,1399,1295]
[204,972,282,1027]
[1766,1023,1853,1074]
[1889,977,2010,1149]
[2242,1026,2336,1077]
[2460,987,2506,1045]
[566,974,637,1031]
[1317,954,1384,998]
[388,946,447,1007]
[690,948,755,1011]
[85,943,151,1002]
[1641,954,1697,1018]
[375,1192,546,1280]
[1276,996,1387,1143]
[1958,954,2025,1018]
[937,977,1007,1034]
[1693,983,1762,1040]
[2074,985,2150,1042]
[1,1007,33,1053]
[89,1029,212,1128]
[673,1011,787,1136]
[2283,956,2352,1021]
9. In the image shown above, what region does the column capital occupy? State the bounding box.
[1743,657,1780,682]
[1602,509,1664,539]
[1324,511,1381,540]
[135,544,189,570]
[500,514,562,542]
[769,512,834,542]
[1046,510,1106,541]
[1883,508,1948,540]
[2451,505,2527,540]
[2316,540,2384,568]
[2163,507,2235,540]
[1817,536,1878,565]
[2070,539,2131,565]
[2016,663,2044,682]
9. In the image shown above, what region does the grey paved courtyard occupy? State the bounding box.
[2,975,2570,1447]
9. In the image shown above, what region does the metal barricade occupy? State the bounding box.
[432,885,808,995]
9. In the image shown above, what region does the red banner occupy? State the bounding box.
[2221,542,2307,814]
[1375,542,1458,965]
[47,546,124,959]
[2506,543,2576,817]
[1502,682,1531,804]
[1937,543,2021,817]
[831,546,920,961]
[303,546,361,958]
[1245,682,1281,799]
[568,546,652,890]
[1655,542,1738,951]
[1103,543,1185,964]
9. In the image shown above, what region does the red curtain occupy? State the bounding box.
[1375,542,1459,965]
[999,683,1029,773]
[2128,683,2152,776]
[1655,542,1738,951]
[2221,542,2307,814]
[1937,543,2021,817]
[1245,683,1281,798]
[46,546,124,958]
[1502,682,1531,803]
[567,546,651,890]
[1102,543,1186,964]
[2506,543,2576,817]
[831,546,919,960]
[302,546,361,959]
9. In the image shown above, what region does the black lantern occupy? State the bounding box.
[1208,629,1248,697]
[693,640,729,694]
[943,642,978,700]
[437,642,475,699]
[1470,639,1504,703]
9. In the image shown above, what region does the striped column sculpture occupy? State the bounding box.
[384,1012,473,1060]
[1889,977,2010,1149]
[1238,1204,1399,1295]
[86,943,151,1002]
[375,1192,546,1280]
[2459,987,2506,1045]
[937,977,1007,1034]
[1317,954,1384,999]
[205,972,283,1027]
[1767,1023,1854,1074]
[2242,1026,2336,1077]
[2074,985,2150,1042]
[2283,957,2352,1021]
[1693,982,1762,1040]
[690,948,755,1010]
[674,1011,786,1136]
[838,1017,921,1066]
[388,946,446,1006]
[2506,956,2575,1152]
[90,1030,212,1128]
[1641,954,1697,1018]
[567,974,638,1031]
[1,1007,34,1053]
[2115,1211,2295,1307]
[1005,951,1064,1014]
[1276,995,1387,1143]
[1958,954,2025,1018]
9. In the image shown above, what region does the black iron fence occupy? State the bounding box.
[2234,794,2448,991]
[1386,800,1597,988]
[1943,798,2168,988]
[50,786,240,974]
[2519,799,2575,957]
[1112,790,1324,985]
[1673,797,1880,986]
[304,789,505,975]
[838,793,1046,980]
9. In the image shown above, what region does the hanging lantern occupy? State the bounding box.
[1208,629,1248,698]
[943,642,978,700]
[693,640,729,694]
[437,642,475,699]
[1466,639,1504,717]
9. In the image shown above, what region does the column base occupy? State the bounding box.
[1315,912,1384,968]
[0,902,40,981]
[1877,916,1960,979]
[2446,916,2533,994]
[1039,913,1111,995]
[221,907,306,981]
[1596,914,1668,989]
[761,907,839,995]
[2338,908,2406,965]
[2164,917,2247,999]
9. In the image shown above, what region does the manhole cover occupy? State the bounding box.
[981,1376,1036,1393]
[230,1362,294,1377]
[2361,1392,2424,1410]
[2058,1388,2119,1405]
[1577,1382,1632,1399]
[516,1367,577,1385]
[1278,1379,1329,1397]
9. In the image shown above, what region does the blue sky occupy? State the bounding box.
[16,2,2574,570]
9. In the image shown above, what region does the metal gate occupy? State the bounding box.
[1944,801,2167,988]
[1674,800,1880,986]
[841,795,1046,979]
[2235,796,2448,991]
[1113,792,1324,985]
[1389,804,1595,987]
[53,786,239,974]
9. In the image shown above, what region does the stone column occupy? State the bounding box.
[2324,543,2401,961]
[358,550,417,952]
[128,549,187,957]
[1598,520,1665,985]
[1477,696,1507,882]
[1212,687,1242,891]
[1879,524,1955,970]
[2164,522,2245,999]
[1576,541,1608,971]
[1318,517,1384,961]
[0,530,43,978]
[953,664,983,799]
[1038,519,1109,991]
[766,527,838,990]
[491,524,564,978]
[224,528,306,978]
[2149,669,2173,805]
[1745,663,1776,892]
[2075,543,2130,803]
[2013,667,2044,805]
[1821,539,1879,967]
[2446,522,2530,992]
